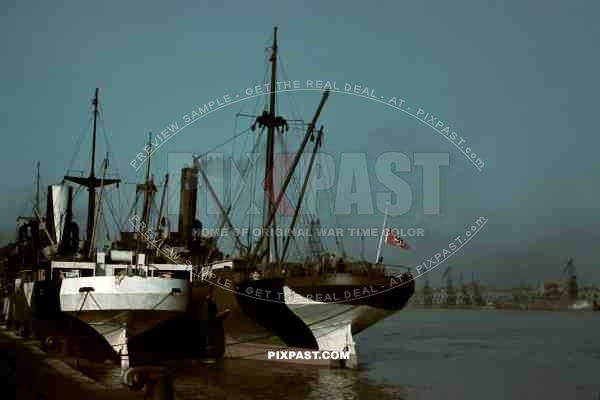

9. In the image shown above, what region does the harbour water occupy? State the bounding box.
[75,308,600,399]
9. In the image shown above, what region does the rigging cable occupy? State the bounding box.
[65,109,93,177]
[97,104,121,180]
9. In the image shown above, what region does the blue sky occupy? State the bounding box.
[1,0,598,287]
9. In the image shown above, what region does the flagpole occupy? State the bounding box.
[375,203,390,264]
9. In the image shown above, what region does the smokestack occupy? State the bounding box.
[46,184,73,248]
[178,167,198,247]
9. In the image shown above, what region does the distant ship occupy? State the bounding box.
[568,300,592,310]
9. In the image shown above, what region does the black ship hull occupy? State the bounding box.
[4,279,223,367]
[193,268,415,367]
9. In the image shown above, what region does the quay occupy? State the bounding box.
[0,326,174,400]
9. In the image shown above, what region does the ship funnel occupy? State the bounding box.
[178,167,198,247]
[46,184,73,247]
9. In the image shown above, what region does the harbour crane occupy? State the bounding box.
[441,266,452,287]
[441,266,456,306]
[561,257,578,301]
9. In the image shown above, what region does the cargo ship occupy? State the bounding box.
[131,27,416,367]
[3,28,416,369]
[1,89,199,368]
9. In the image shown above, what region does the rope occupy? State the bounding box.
[76,292,90,317]
[87,292,103,311]
[215,128,264,250]
[104,195,123,236]
[73,280,181,339]
[65,111,93,177]
[193,126,253,162]
[98,105,120,179]
[151,291,176,310]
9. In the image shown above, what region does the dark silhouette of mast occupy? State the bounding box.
[262,26,279,262]
[31,161,41,274]
[562,257,578,301]
[140,132,156,237]
[423,276,433,307]
[251,27,292,262]
[35,161,40,216]
[64,88,120,257]
[242,28,329,263]
[252,89,329,261]
[442,265,456,306]
[155,174,169,236]
[360,232,365,261]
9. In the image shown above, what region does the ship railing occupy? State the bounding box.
[185,259,413,283]
[143,263,194,282]
[381,264,412,277]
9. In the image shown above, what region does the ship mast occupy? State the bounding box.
[262,26,279,263]
[141,132,156,236]
[360,233,365,261]
[251,89,329,262]
[155,174,169,236]
[35,161,40,217]
[32,161,41,275]
[133,132,158,251]
[245,28,329,263]
[375,204,390,264]
[64,88,120,258]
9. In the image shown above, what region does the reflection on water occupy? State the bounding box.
[78,310,600,400]
[82,359,409,400]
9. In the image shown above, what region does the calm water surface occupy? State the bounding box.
[84,309,600,399]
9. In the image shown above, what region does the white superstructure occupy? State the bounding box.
[55,251,192,368]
